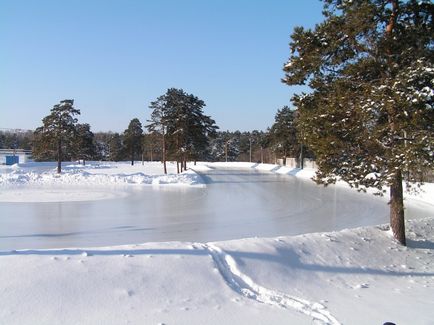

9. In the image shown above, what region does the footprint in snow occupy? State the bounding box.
[354,283,369,289]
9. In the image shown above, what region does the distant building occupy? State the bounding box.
[0,149,32,165]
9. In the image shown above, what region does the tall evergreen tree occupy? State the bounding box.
[283,0,433,245]
[176,92,218,167]
[33,99,80,173]
[123,118,143,165]
[148,94,169,174]
[148,88,218,173]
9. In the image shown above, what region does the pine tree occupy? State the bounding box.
[123,118,143,166]
[253,130,270,163]
[148,88,218,173]
[108,133,124,162]
[283,0,433,245]
[148,94,169,174]
[33,99,80,173]
[179,92,218,167]
[0,131,32,150]
[93,132,112,160]
[269,106,299,165]
[210,131,240,162]
[72,123,96,165]
[143,132,162,162]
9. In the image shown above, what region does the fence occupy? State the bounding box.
[276,157,317,169]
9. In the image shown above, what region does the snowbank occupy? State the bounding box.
[192,161,316,180]
[0,162,206,202]
[0,162,205,188]
[1,217,433,325]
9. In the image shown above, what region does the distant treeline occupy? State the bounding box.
[2,89,309,168]
[0,130,33,151]
[0,129,303,164]
[1,104,308,165]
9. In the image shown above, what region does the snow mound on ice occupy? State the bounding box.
[0,162,206,202]
[0,163,205,188]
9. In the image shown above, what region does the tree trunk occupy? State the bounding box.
[162,131,167,174]
[181,156,185,171]
[390,169,406,245]
[299,143,304,169]
[225,141,228,162]
[249,139,252,163]
[57,138,62,173]
[384,0,404,245]
[386,0,398,34]
[177,138,181,173]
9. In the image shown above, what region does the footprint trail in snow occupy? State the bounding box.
[196,243,341,325]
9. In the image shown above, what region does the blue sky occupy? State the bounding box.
[0,0,324,133]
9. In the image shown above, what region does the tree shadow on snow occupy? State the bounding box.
[0,226,156,239]
[0,247,208,257]
[1,245,433,278]
[407,238,434,250]
[225,247,434,278]
[195,171,284,185]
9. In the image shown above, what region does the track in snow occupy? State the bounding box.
[198,243,341,325]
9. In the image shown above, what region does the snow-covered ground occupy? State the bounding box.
[1,161,433,324]
[1,218,434,325]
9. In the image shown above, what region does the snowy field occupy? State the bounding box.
[1,161,434,324]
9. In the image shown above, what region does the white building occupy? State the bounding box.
[0,149,32,165]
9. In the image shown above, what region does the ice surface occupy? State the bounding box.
[0,162,433,250]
